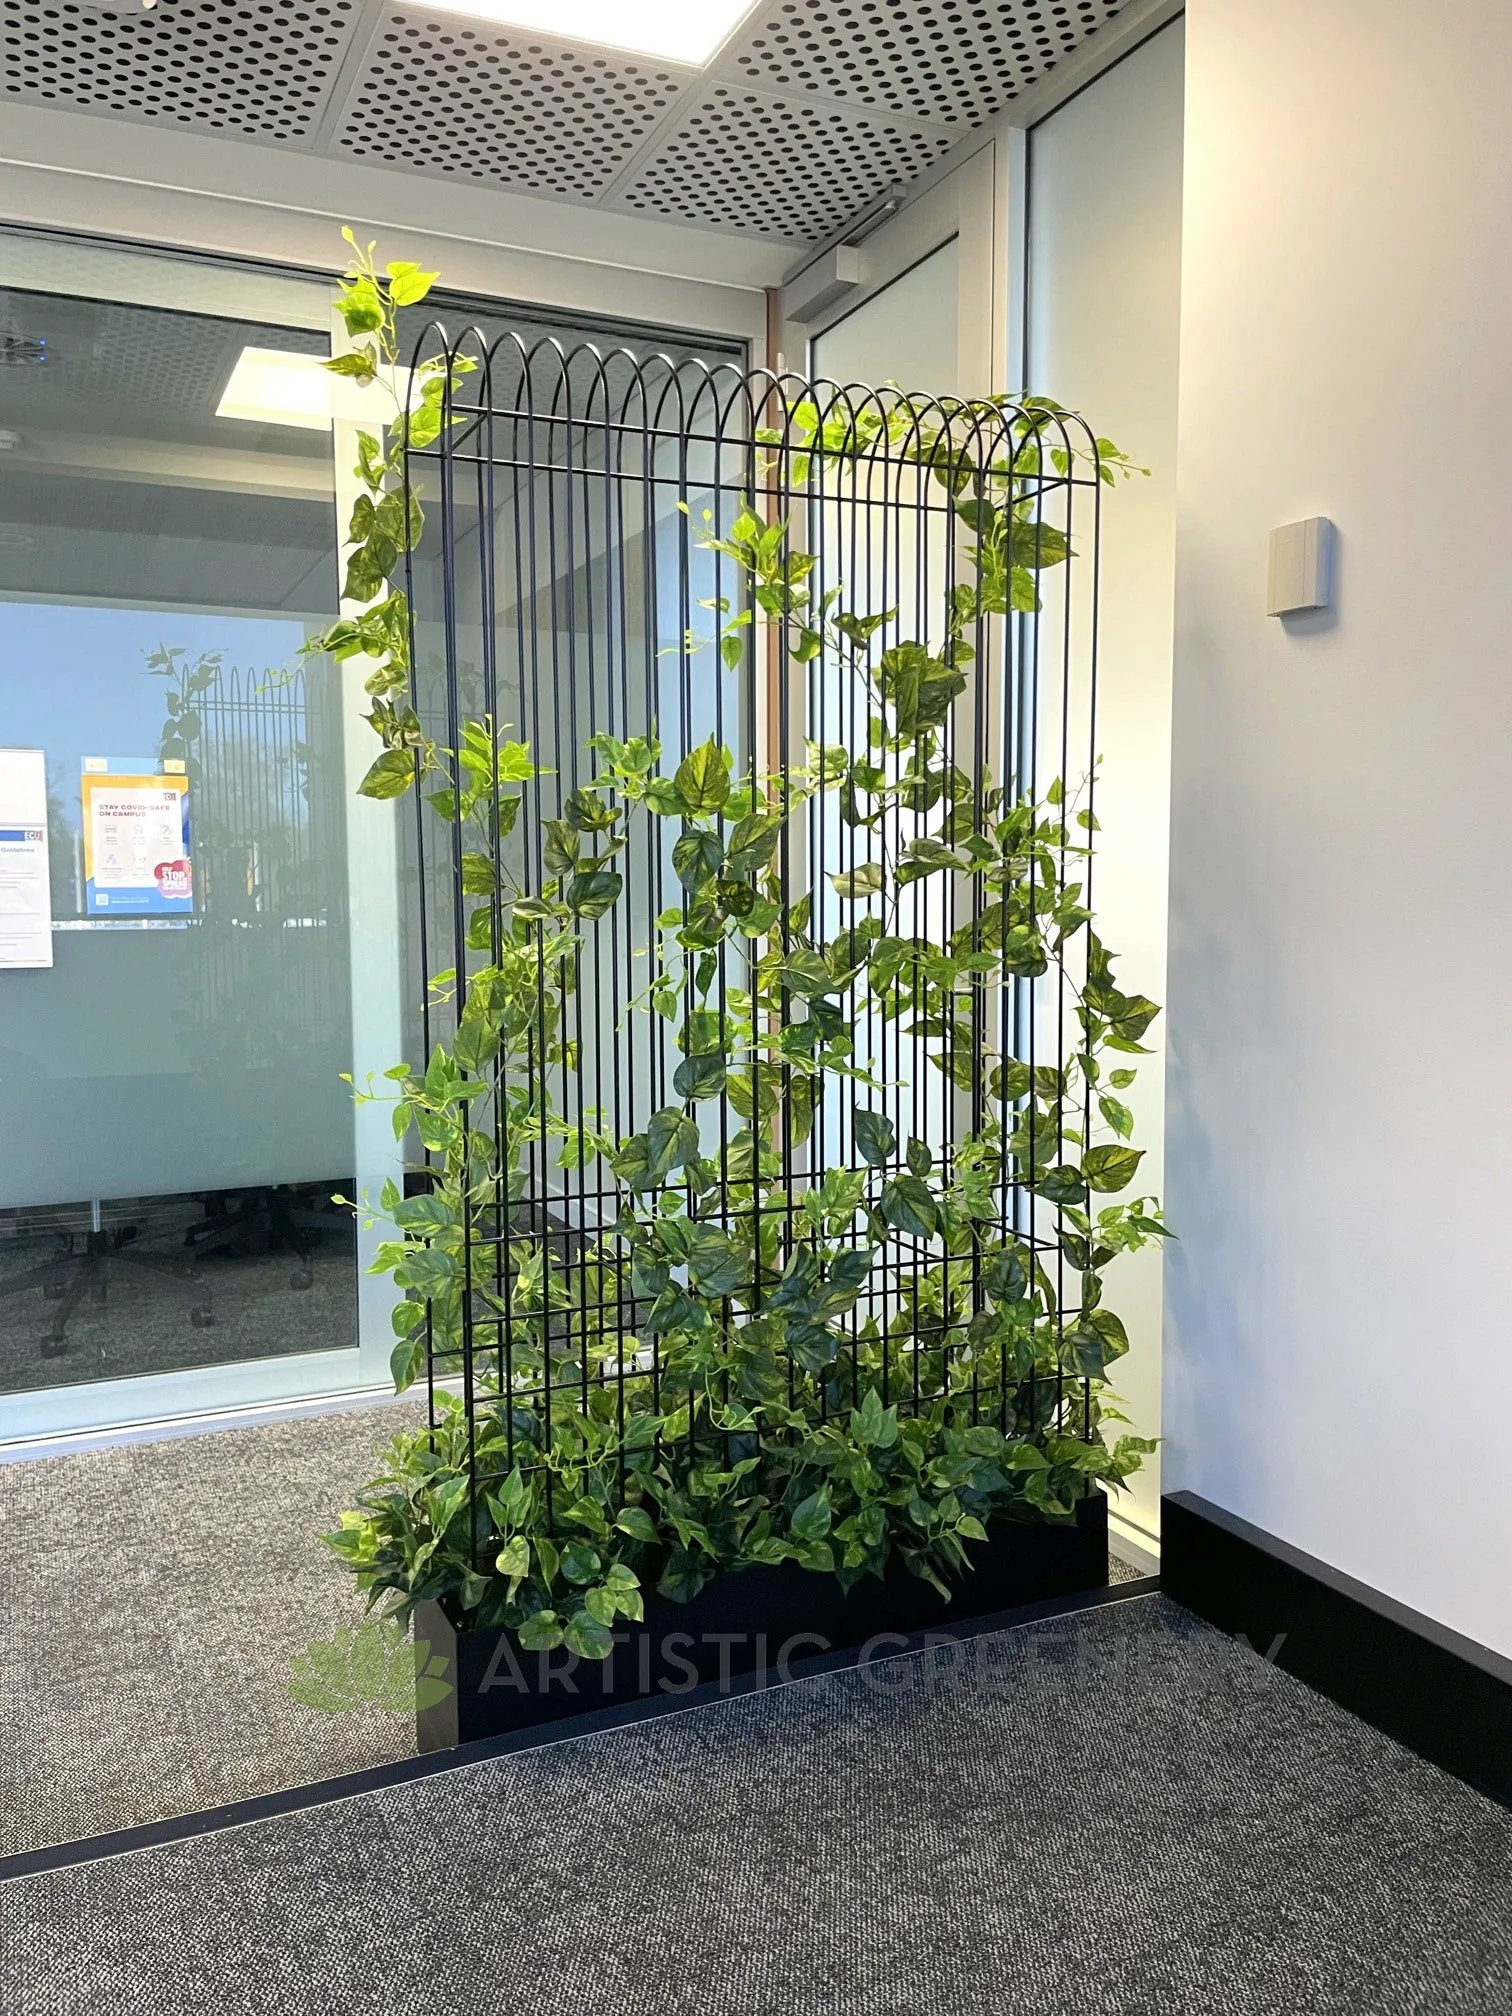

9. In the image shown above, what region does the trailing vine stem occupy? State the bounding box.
[310,238,1166,1657]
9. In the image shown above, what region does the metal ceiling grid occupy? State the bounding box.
[2,0,1128,243]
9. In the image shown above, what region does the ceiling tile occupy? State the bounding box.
[332,11,688,200]
[619,85,956,242]
[5,1,1134,256]
[1,0,358,143]
[721,0,1128,127]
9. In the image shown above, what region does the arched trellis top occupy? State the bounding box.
[396,322,1106,502]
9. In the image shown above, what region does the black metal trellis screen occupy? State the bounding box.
[391,328,1128,1606]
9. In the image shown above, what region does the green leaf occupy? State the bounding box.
[983,1248,1027,1303]
[1101,992,1161,1051]
[460,852,496,895]
[426,1474,468,1538]
[836,608,894,646]
[583,1585,617,1627]
[679,1008,724,1056]
[326,341,379,376]
[673,827,724,890]
[880,1173,938,1241]
[566,869,623,920]
[615,1506,660,1544]
[385,259,439,306]
[358,749,415,800]
[781,950,838,998]
[877,641,965,740]
[850,1386,898,1449]
[725,814,781,876]
[673,1051,727,1101]
[644,777,687,817]
[394,1248,458,1298]
[906,1136,933,1178]
[686,1225,745,1297]
[644,1106,701,1182]
[1098,1094,1134,1140]
[1035,1164,1087,1207]
[560,1542,602,1585]
[1006,1444,1049,1471]
[1088,1306,1130,1360]
[790,1486,832,1543]
[563,1611,615,1660]
[1010,520,1072,570]
[829,862,884,900]
[494,1535,530,1580]
[516,1609,563,1651]
[647,1107,697,1174]
[673,737,732,816]
[543,819,579,877]
[389,1333,425,1392]
[603,1565,644,1622]
[1082,1144,1145,1193]
[853,1108,897,1168]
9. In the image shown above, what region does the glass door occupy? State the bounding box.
[0,230,386,1438]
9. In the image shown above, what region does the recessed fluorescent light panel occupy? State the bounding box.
[216,347,332,431]
[423,0,760,64]
[217,347,417,430]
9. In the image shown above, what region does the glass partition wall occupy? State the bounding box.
[0,237,360,1429]
[0,229,741,1439]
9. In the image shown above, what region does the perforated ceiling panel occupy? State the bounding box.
[725,0,1127,127]
[5,0,1131,244]
[621,87,954,241]
[1,0,357,142]
[335,14,685,198]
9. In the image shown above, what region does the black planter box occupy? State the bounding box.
[414,1492,1108,1751]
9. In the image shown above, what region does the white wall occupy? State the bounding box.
[812,240,960,393]
[1026,20,1184,1548]
[1166,0,1512,1656]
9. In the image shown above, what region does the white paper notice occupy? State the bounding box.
[0,748,54,969]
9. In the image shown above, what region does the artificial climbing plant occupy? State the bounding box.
[313,236,1165,1660]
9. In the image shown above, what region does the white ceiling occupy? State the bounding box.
[1,0,1129,247]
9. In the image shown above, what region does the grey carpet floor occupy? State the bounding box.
[4,1595,1511,2016]
[0,1402,421,1856]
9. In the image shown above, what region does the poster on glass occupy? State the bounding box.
[0,746,53,968]
[80,759,193,918]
